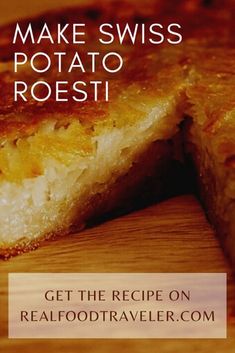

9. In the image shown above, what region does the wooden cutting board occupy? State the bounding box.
[0,194,235,352]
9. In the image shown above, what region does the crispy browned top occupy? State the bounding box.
[0,0,234,181]
[0,0,234,134]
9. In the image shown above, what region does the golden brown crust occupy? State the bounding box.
[0,0,235,261]
[0,0,235,141]
[185,46,235,169]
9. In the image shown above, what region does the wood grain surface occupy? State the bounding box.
[0,195,235,352]
[0,2,234,352]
